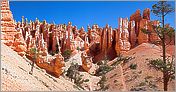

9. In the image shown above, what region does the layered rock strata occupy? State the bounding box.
[1,1,175,74]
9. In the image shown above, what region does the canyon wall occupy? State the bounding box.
[1,0,175,73]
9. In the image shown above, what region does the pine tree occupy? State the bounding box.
[143,1,175,91]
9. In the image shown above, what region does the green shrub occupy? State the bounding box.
[30,47,37,54]
[76,47,80,51]
[29,47,38,75]
[84,79,89,82]
[95,63,113,76]
[130,63,137,69]
[66,63,88,90]
[66,63,79,81]
[111,55,134,66]
[97,75,109,91]
[62,49,72,60]
[74,75,89,90]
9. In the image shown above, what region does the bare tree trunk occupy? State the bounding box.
[161,2,168,90]
[29,53,36,75]
[163,72,168,91]
[29,60,35,75]
[162,35,167,91]
[162,40,168,91]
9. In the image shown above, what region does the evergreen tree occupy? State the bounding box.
[143,1,175,91]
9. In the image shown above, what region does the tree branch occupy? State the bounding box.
[153,28,163,40]
[164,10,170,16]
[165,40,172,47]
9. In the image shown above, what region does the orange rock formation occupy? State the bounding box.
[1,0,16,41]
[1,0,175,74]
[1,0,27,56]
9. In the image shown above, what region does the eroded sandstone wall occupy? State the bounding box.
[1,0,16,41]
[1,1,175,73]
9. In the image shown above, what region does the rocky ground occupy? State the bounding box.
[1,42,78,91]
[106,43,175,91]
[1,42,101,91]
[1,42,175,91]
[1,1,175,91]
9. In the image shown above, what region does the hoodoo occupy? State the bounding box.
[1,0,175,76]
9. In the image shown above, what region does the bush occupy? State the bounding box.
[76,47,80,51]
[95,60,113,76]
[30,47,37,54]
[130,63,137,69]
[95,57,110,91]
[111,55,134,66]
[74,75,89,90]
[97,75,109,91]
[96,65,113,76]
[66,63,88,90]
[29,47,38,75]
[29,47,39,61]
[66,63,79,81]
[62,49,72,60]
[84,79,89,82]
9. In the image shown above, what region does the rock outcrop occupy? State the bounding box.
[115,18,131,54]
[138,19,149,44]
[1,42,78,91]
[143,8,150,20]
[148,20,160,43]
[1,0,16,41]
[36,53,65,78]
[1,0,175,74]
[81,52,93,72]
[128,21,137,48]
[1,0,27,56]
[128,8,164,45]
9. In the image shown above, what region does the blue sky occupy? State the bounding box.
[10,1,175,30]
